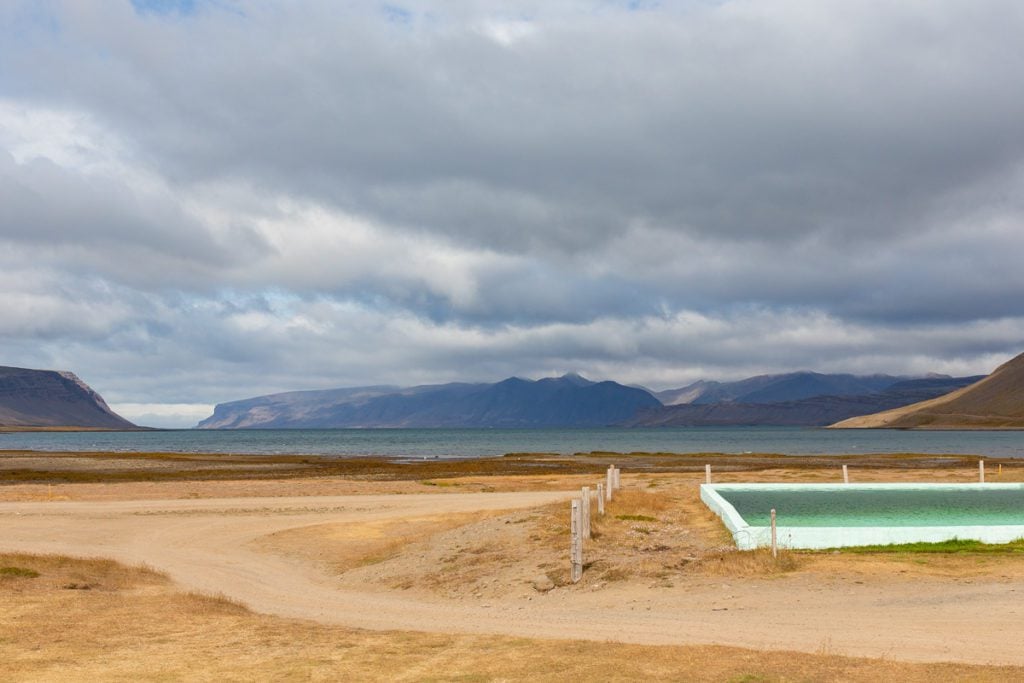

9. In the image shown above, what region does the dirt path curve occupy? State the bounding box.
[2,492,1023,666]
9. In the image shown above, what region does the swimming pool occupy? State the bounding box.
[701,483,1024,550]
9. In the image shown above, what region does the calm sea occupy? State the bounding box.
[0,427,1021,459]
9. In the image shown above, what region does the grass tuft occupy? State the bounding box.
[0,566,40,578]
[616,514,658,522]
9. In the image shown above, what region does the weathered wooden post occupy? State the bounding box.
[596,482,605,515]
[770,508,778,559]
[705,463,712,484]
[606,465,614,501]
[980,460,985,483]
[613,466,621,490]
[842,464,849,484]
[581,486,591,539]
[570,499,583,583]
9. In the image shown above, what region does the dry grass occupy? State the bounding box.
[1,552,1021,681]
[693,547,801,576]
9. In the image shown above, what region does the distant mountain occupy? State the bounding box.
[197,374,662,429]
[0,366,136,429]
[625,376,982,427]
[832,352,1024,429]
[656,372,903,406]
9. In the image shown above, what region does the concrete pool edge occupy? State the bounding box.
[700,483,1024,550]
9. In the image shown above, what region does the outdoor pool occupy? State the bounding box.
[701,483,1024,550]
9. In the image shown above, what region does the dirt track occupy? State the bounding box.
[3,490,1024,666]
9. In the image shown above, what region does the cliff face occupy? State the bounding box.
[831,351,1024,429]
[0,366,135,429]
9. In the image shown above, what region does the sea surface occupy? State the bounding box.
[1,427,1021,459]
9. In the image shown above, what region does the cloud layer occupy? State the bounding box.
[2,1,1023,426]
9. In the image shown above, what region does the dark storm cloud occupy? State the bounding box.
[2,1,1024,424]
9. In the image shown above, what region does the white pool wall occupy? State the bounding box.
[700,482,1024,550]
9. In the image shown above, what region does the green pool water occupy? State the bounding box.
[719,487,1024,527]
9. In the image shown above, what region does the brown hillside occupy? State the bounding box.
[831,351,1024,429]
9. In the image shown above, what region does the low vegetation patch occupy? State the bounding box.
[1,566,40,578]
[833,538,1024,554]
[616,514,658,522]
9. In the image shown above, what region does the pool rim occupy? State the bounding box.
[701,482,1024,550]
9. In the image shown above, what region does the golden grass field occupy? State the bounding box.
[3,449,1024,681]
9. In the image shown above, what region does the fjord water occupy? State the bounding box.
[720,486,1024,527]
[1,427,1022,459]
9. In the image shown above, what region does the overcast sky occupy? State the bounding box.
[2,1,1023,427]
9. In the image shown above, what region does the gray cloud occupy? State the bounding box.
[2,1,1024,425]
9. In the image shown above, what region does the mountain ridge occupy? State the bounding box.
[656,372,908,406]
[625,376,982,427]
[197,374,659,429]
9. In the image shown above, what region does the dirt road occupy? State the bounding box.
[2,491,1023,666]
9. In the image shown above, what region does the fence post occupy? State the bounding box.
[980,460,985,483]
[770,508,778,559]
[606,466,614,501]
[596,482,605,515]
[705,463,712,484]
[613,466,621,490]
[581,486,591,539]
[570,499,583,583]
[842,464,849,484]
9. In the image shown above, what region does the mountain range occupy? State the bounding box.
[197,370,984,429]
[655,372,904,406]
[1,359,1015,431]
[625,375,981,427]
[0,366,135,429]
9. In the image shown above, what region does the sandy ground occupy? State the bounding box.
[3,476,1024,667]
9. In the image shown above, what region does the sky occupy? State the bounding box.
[2,1,1023,428]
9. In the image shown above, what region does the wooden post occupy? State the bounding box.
[842,464,849,484]
[596,482,605,515]
[613,466,621,490]
[705,463,712,484]
[570,499,583,583]
[581,486,591,539]
[770,508,778,559]
[606,466,614,501]
[980,460,985,483]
